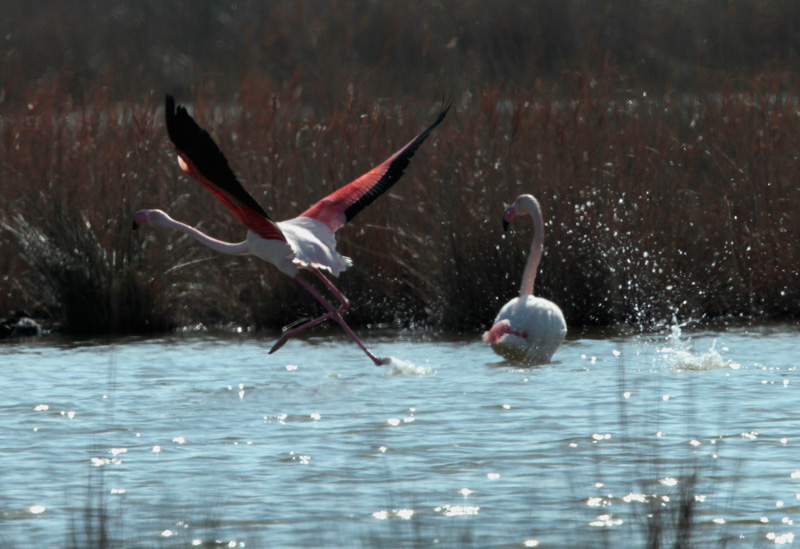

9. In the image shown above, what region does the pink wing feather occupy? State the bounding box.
[299,106,449,232]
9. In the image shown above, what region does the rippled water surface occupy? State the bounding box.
[2,322,800,547]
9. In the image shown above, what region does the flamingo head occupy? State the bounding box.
[502,201,517,232]
[482,319,529,345]
[132,209,173,230]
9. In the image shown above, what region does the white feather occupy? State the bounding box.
[485,296,566,363]
[277,217,353,276]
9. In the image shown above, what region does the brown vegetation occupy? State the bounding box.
[2,2,800,335]
[5,1,800,105]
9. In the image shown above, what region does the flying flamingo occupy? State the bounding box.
[134,96,448,366]
[483,194,567,364]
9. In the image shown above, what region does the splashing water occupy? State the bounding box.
[660,319,741,371]
[670,340,740,371]
[383,357,434,376]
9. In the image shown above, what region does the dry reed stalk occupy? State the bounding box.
[2,65,800,334]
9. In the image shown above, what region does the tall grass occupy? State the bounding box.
[0,83,177,333]
[2,63,800,334]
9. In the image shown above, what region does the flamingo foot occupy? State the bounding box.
[269,336,292,354]
[372,356,392,367]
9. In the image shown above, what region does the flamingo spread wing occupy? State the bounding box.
[298,106,450,232]
[165,95,286,243]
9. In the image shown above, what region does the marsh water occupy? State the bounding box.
[1,322,799,547]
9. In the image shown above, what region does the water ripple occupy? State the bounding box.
[1,325,799,545]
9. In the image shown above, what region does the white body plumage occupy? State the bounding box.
[486,295,566,363]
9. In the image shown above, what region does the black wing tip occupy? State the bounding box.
[165,95,188,115]
[165,94,186,144]
[165,95,174,127]
[161,93,273,221]
[430,102,450,129]
[342,103,449,223]
[435,94,452,118]
[415,102,450,146]
[164,95,208,156]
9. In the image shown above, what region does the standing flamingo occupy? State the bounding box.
[134,96,448,366]
[483,194,567,364]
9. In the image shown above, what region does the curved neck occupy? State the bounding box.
[165,218,249,255]
[518,197,544,297]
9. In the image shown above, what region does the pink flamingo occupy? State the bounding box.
[134,96,448,366]
[483,194,567,364]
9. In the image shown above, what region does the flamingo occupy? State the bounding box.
[134,96,448,366]
[483,194,567,364]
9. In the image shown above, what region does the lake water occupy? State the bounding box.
[1,321,799,547]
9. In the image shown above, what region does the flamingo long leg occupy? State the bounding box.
[269,311,335,354]
[313,269,350,313]
[268,268,353,354]
[286,272,388,366]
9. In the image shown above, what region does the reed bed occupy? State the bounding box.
[2,63,800,336]
[4,0,800,335]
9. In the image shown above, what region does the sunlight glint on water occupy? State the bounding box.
[0,323,799,546]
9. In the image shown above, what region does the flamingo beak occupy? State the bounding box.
[132,210,148,230]
[502,203,517,232]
